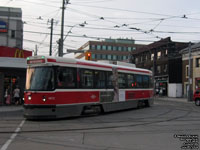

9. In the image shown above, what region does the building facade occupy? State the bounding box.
[0,6,23,49]
[131,37,188,97]
[75,39,144,62]
[0,46,32,105]
[180,43,200,98]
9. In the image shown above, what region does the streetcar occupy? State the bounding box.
[24,56,154,119]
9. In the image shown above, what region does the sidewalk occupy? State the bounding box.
[154,96,194,103]
[0,105,23,112]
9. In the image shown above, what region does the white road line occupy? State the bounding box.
[0,120,25,150]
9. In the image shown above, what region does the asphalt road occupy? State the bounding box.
[0,99,200,150]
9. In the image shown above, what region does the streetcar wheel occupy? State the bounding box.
[195,99,200,106]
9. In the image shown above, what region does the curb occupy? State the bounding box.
[0,106,23,112]
[155,97,194,103]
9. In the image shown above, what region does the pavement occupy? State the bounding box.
[0,105,23,112]
[155,96,194,103]
[0,97,194,112]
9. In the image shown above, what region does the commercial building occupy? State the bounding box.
[131,37,188,97]
[75,39,144,62]
[0,6,23,48]
[180,43,200,98]
[0,46,32,105]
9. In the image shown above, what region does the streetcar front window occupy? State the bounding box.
[26,67,55,91]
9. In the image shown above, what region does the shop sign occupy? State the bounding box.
[0,21,7,33]
[14,49,24,58]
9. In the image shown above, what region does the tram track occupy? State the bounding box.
[0,105,194,134]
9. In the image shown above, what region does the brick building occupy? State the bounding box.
[180,43,200,97]
[131,37,188,97]
[75,39,144,62]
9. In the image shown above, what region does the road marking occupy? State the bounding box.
[0,120,25,150]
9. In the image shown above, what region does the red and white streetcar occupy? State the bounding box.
[24,56,154,119]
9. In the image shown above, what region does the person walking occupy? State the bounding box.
[13,86,20,105]
[5,86,11,105]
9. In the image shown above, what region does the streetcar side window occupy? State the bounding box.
[143,75,149,88]
[57,67,76,88]
[106,72,113,89]
[127,74,135,88]
[80,69,94,88]
[118,73,127,88]
[135,74,143,88]
[94,71,106,88]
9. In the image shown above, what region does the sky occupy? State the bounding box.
[1,0,200,57]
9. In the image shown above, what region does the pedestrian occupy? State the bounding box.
[5,86,11,105]
[13,86,20,105]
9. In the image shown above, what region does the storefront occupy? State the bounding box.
[155,76,168,96]
[0,46,32,105]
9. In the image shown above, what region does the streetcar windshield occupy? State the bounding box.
[26,67,55,91]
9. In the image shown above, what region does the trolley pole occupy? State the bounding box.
[188,42,192,101]
[49,18,54,56]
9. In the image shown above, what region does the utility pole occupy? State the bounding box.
[58,0,69,57]
[188,42,192,101]
[49,18,54,56]
[35,45,38,56]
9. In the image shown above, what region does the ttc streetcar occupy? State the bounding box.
[24,56,154,119]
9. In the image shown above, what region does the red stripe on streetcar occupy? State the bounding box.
[47,58,57,62]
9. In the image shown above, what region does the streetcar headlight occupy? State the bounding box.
[42,96,46,102]
[28,96,31,100]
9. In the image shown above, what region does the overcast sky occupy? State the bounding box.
[1,0,200,57]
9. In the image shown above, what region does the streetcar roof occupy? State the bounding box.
[27,56,152,75]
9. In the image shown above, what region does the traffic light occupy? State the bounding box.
[85,52,92,60]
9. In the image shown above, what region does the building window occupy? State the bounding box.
[113,55,117,60]
[113,46,117,51]
[97,45,101,50]
[108,46,112,51]
[11,30,15,38]
[118,46,122,51]
[107,55,112,60]
[128,47,132,52]
[165,49,168,56]
[97,54,101,59]
[102,54,106,59]
[157,51,161,59]
[123,47,127,51]
[135,58,138,64]
[151,53,154,61]
[157,65,161,74]
[164,64,168,72]
[196,58,200,67]
[92,54,96,59]
[102,45,106,50]
[91,45,96,50]
[186,65,189,78]
[123,56,126,60]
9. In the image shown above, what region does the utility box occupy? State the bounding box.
[168,83,182,97]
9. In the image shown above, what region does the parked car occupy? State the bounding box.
[193,89,200,106]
